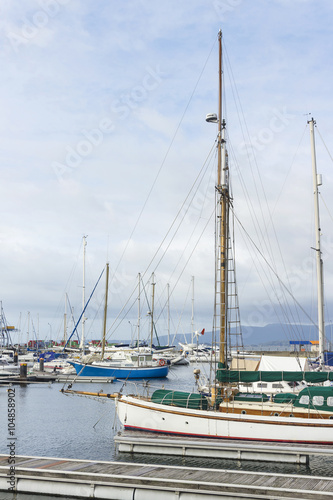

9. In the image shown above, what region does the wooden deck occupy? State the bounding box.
[1,453,333,499]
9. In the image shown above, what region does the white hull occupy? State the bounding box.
[116,395,333,444]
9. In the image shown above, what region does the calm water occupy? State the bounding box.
[1,364,333,478]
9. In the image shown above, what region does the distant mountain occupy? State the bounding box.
[150,323,328,348]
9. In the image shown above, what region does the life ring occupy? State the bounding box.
[159,359,165,366]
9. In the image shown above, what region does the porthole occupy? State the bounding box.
[274,413,279,417]
[289,414,294,417]
[329,415,333,420]
[185,421,189,424]
[162,417,165,420]
[241,410,246,415]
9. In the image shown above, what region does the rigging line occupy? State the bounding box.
[237,220,305,343]
[316,126,333,164]
[234,187,311,342]
[52,239,84,326]
[172,279,192,344]
[151,145,216,277]
[222,46,268,249]
[320,193,333,225]
[104,144,216,339]
[66,295,80,342]
[233,207,320,331]
[156,272,192,339]
[144,204,216,341]
[228,118,308,331]
[108,37,218,291]
[223,42,285,275]
[166,150,217,285]
[153,171,216,327]
[63,267,105,350]
[251,124,309,331]
[146,143,216,277]
[157,206,216,326]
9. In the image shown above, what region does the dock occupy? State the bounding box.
[115,430,333,465]
[1,453,333,499]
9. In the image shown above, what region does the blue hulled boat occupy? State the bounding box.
[68,360,169,379]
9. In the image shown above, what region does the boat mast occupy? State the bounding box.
[167,282,170,346]
[191,276,195,345]
[101,262,109,360]
[308,118,325,368]
[137,273,141,349]
[64,293,67,346]
[217,30,229,367]
[206,30,228,368]
[80,235,88,352]
[150,273,155,350]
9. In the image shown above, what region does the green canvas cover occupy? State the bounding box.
[151,389,208,410]
[216,369,333,384]
[294,386,333,412]
[273,393,297,404]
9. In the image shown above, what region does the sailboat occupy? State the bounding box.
[113,31,333,444]
[69,269,169,379]
[64,31,333,443]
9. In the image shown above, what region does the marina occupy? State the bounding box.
[1,7,333,499]
[2,366,333,474]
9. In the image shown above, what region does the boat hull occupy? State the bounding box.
[69,362,169,379]
[116,395,333,444]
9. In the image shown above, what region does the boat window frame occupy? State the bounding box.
[312,395,324,406]
[299,395,310,405]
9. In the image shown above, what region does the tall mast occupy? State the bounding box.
[217,30,228,367]
[27,311,30,348]
[80,235,87,352]
[191,276,194,345]
[167,282,170,346]
[308,118,325,368]
[137,273,141,349]
[206,30,228,367]
[64,293,67,345]
[101,262,109,360]
[150,273,155,350]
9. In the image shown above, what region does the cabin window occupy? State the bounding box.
[312,396,324,406]
[299,395,309,405]
[272,383,283,388]
[327,397,333,407]
[258,383,267,388]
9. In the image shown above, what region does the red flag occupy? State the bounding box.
[201,328,205,335]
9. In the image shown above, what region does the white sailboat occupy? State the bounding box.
[113,31,333,444]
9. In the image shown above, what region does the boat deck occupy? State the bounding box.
[1,453,333,499]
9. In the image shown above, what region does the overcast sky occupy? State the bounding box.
[1,0,333,347]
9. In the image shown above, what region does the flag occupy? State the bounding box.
[201,328,205,335]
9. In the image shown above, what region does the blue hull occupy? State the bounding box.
[69,362,169,379]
